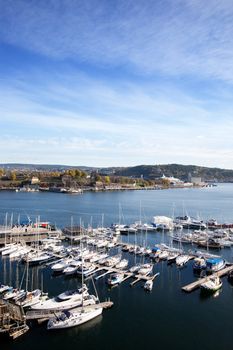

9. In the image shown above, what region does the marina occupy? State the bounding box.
[1,185,233,350]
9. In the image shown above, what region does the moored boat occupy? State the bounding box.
[47,305,103,330]
[200,276,222,293]
[206,258,225,273]
[107,273,124,286]
[144,279,153,291]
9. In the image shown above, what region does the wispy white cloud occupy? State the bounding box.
[1,68,233,168]
[1,0,233,81]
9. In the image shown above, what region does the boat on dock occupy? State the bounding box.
[200,276,222,293]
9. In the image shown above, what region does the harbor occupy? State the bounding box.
[0,185,233,350]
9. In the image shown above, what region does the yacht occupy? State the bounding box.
[47,305,102,330]
[31,293,97,311]
[174,216,206,230]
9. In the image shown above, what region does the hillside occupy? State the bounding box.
[110,164,233,182]
[1,163,233,182]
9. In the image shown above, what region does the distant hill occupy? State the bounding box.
[1,163,233,182]
[0,163,97,172]
[105,164,233,182]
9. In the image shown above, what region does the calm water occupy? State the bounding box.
[1,185,233,350]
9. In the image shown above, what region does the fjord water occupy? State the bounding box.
[1,184,233,350]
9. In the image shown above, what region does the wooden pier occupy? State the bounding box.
[182,265,233,293]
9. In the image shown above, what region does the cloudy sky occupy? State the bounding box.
[0,0,233,168]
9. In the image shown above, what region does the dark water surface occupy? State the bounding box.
[0,185,233,350]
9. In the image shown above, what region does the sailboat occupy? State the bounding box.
[47,254,102,330]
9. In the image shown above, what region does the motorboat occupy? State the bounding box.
[3,288,25,301]
[115,259,128,270]
[104,255,121,267]
[193,258,206,271]
[138,264,153,275]
[2,245,18,256]
[175,255,191,267]
[63,260,82,275]
[174,215,206,230]
[31,294,97,311]
[76,263,96,277]
[0,284,11,294]
[200,276,222,292]
[18,289,43,308]
[144,279,153,291]
[107,273,124,286]
[51,258,74,273]
[47,305,103,330]
[150,246,161,259]
[23,252,52,265]
[58,285,88,301]
[206,258,225,273]
[167,252,179,263]
[158,250,169,260]
[198,239,222,249]
[129,264,142,273]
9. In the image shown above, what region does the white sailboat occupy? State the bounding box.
[47,250,102,330]
[47,304,102,330]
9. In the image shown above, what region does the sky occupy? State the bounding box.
[0,0,233,168]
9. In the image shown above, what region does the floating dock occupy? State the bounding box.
[182,265,233,292]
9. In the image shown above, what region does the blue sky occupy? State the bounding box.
[0,0,233,168]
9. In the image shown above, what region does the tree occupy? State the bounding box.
[10,171,17,181]
[104,176,111,184]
